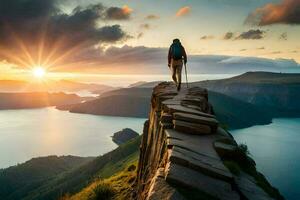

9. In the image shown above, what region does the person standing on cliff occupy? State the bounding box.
[168,39,187,91]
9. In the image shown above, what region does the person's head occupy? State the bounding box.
[173,38,180,43]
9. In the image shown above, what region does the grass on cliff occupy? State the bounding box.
[4,136,142,200]
[64,161,138,200]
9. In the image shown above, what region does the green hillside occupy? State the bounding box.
[0,156,94,200]
[59,86,273,129]
[208,91,272,129]
[4,136,142,200]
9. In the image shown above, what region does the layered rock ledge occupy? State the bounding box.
[136,82,282,200]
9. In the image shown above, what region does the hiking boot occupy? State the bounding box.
[177,83,181,91]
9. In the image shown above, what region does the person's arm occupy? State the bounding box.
[168,46,172,67]
[182,46,187,64]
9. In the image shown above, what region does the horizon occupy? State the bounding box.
[0,1,300,200]
[0,0,299,82]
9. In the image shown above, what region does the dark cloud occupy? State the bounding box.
[257,47,265,50]
[235,29,265,40]
[240,49,247,52]
[279,32,287,40]
[105,5,132,20]
[223,32,234,40]
[0,0,130,68]
[145,14,160,20]
[200,35,214,40]
[245,0,300,25]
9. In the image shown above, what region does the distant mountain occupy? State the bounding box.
[0,156,94,200]
[193,72,300,116]
[128,81,160,88]
[0,92,82,109]
[58,86,273,129]
[209,91,272,129]
[0,80,115,94]
[60,88,153,118]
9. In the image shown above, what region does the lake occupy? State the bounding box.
[231,118,300,200]
[0,107,146,169]
[0,108,298,200]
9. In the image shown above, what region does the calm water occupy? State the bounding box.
[231,118,300,200]
[0,107,146,169]
[1,107,298,200]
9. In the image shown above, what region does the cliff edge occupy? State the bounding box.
[136,82,283,200]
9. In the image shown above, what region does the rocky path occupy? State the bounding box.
[136,82,279,200]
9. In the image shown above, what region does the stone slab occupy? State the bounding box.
[234,172,275,200]
[173,112,219,127]
[166,104,215,118]
[160,113,173,123]
[173,120,212,135]
[166,164,240,200]
[147,169,186,200]
[168,147,234,182]
[165,129,222,159]
[160,121,174,129]
[214,141,237,157]
[217,127,234,139]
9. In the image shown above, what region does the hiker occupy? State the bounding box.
[168,39,187,91]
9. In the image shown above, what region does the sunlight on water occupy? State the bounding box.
[231,118,300,200]
[0,107,146,168]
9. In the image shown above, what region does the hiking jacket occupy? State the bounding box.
[168,43,187,65]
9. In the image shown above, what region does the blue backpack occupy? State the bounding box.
[172,43,182,60]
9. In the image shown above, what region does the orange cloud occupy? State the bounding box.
[246,0,300,25]
[176,6,191,17]
[122,5,133,15]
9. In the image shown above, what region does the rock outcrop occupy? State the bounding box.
[112,128,139,145]
[136,82,282,200]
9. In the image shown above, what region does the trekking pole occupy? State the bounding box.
[184,62,189,88]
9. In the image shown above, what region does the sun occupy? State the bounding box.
[33,67,46,78]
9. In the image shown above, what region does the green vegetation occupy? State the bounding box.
[68,162,138,200]
[0,156,93,200]
[0,136,141,200]
[208,91,273,129]
[88,182,115,200]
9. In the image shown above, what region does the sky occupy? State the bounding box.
[0,0,299,81]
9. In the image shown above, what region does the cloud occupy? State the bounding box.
[257,47,265,50]
[200,35,214,40]
[279,32,287,40]
[240,49,247,52]
[145,14,160,20]
[176,6,191,17]
[223,32,234,40]
[271,51,282,54]
[0,0,130,68]
[57,45,300,74]
[245,0,300,25]
[137,33,144,39]
[235,29,265,40]
[218,56,299,70]
[105,5,133,20]
[140,23,150,29]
